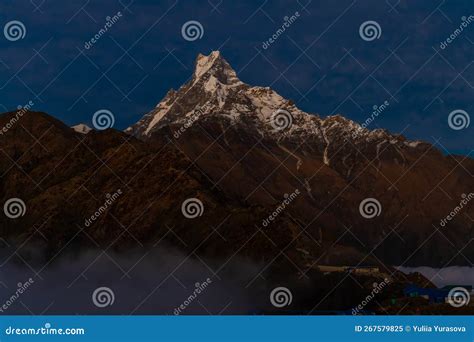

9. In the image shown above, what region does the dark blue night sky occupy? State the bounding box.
[0,0,472,154]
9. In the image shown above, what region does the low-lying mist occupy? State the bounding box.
[0,245,265,315]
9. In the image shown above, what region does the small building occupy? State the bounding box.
[344,266,380,275]
[404,284,472,304]
[316,265,380,275]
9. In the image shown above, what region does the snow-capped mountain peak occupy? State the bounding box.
[193,51,243,86]
[126,51,306,137]
[126,51,420,151]
[72,123,92,134]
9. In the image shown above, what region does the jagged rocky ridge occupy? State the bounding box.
[126,51,474,268]
[127,51,422,150]
[0,51,473,314]
[0,51,473,270]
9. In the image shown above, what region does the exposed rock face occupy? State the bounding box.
[1,51,473,314]
[127,51,474,267]
[0,52,473,271]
